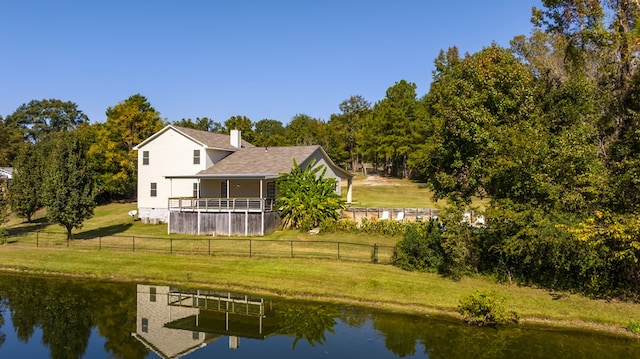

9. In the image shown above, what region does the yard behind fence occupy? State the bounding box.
[3,231,397,264]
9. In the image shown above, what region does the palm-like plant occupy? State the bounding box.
[276,159,346,231]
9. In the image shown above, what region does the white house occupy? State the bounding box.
[0,167,12,198]
[133,125,353,236]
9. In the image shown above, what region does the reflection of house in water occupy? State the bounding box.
[132,284,276,359]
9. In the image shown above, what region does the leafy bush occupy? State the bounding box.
[319,218,359,233]
[359,217,406,236]
[458,290,519,326]
[395,220,445,272]
[276,159,346,231]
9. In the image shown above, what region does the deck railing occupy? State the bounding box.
[168,197,275,212]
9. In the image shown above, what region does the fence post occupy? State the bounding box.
[373,243,378,264]
[337,242,340,259]
[208,238,211,256]
[36,231,39,247]
[99,237,102,251]
[249,239,252,257]
[290,241,293,258]
[170,238,173,254]
[133,236,135,252]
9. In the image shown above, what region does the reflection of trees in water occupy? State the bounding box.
[370,311,423,357]
[339,305,369,328]
[370,311,515,358]
[275,302,340,349]
[0,297,6,348]
[0,274,147,359]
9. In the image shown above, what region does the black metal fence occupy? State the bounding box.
[3,231,397,264]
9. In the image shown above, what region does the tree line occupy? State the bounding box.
[1,1,639,299]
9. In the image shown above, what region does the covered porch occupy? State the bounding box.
[165,173,352,236]
[167,196,280,236]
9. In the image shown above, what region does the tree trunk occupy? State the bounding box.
[66,225,73,245]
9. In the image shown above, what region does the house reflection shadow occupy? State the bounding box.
[131,284,276,358]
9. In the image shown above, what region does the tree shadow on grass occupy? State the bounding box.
[73,223,133,240]
[6,217,50,236]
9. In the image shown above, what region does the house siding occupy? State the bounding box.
[137,128,230,223]
[300,152,343,195]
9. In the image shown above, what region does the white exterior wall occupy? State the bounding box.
[137,129,219,223]
[206,148,229,167]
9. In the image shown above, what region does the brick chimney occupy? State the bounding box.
[230,129,242,148]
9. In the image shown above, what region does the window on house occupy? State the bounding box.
[267,182,276,199]
[193,183,199,198]
[150,183,157,197]
[221,181,227,198]
[192,331,200,340]
[193,150,200,165]
[142,318,149,333]
[143,151,149,165]
[150,287,156,302]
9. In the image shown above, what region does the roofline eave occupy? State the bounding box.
[165,174,280,180]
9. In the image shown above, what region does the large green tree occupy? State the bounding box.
[327,95,372,171]
[43,129,96,241]
[90,94,165,200]
[4,99,89,143]
[7,144,46,222]
[284,114,328,147]
[359,80,427,178]
[253,119,287,147]
[417,46,538,204]
[0,115,24,166]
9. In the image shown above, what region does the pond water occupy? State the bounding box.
[0,273,638,359]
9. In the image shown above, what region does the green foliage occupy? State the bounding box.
[224,115,255,142]
[395,219,445,272]
[4,99,89,143]
[0,115,24,166]
[284,114,328,146]
[359,80,427,178]
[90,94,165,200]
[276,159,346,231]
[253,119,287,147]
[173,117,223,132]
[327,95,372,170]
[438,204,479,278]
[458,290,519,327]
[7,144,44,222]
[319,217,359,233]
[419,45,536,203]
[357,217,407,236]
[43,130,97,240]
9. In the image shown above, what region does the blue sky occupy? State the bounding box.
[1,0,541,125]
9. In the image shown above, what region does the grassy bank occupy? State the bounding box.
[0,245,638,337]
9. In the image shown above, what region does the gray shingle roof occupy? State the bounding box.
[197,146,320,176]
[172,126,254,150]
